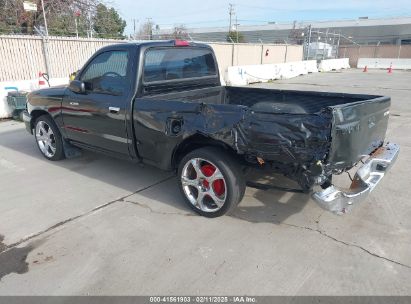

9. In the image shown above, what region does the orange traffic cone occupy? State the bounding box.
[388,64,393,74]
[38,72,47,88]
[363,65,368,72]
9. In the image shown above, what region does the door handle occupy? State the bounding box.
[69,101,79,106]
[109,106,120,114]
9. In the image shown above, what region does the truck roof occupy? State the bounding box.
[98,40,211,52]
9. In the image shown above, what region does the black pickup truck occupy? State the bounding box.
[23,40,399,217]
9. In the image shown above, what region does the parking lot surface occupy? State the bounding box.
[0,69,410,295]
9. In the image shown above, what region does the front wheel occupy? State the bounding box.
[34,115,65,161]
[178,147,246,217]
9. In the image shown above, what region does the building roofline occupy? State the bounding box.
[158,16,411,34]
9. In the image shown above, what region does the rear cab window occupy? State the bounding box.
[143,47,217,83]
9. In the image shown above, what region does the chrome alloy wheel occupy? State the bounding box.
[181,158,227,212]
[35,121,56,158]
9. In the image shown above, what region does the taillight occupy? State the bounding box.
[174,39,189,46]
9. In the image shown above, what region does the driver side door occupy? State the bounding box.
[62,50,132,156]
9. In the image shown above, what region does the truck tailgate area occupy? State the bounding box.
[327,96,390,170]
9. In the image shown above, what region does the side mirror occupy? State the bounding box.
[69,80,85,94]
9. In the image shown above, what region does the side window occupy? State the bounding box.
[143,47,217,83]
[80,51,129,95]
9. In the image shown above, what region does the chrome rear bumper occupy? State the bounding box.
[312,142,400,214]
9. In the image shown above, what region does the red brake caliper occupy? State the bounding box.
[201,164,225,196]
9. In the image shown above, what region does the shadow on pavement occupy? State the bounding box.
[232,190,310,224]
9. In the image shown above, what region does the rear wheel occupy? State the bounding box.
[178,147,246,217]
[34,115,65,161]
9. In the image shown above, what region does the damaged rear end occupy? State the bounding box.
[313,96,399,214]
[233,90,399,214]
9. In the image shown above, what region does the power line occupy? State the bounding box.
[40,0,49,36]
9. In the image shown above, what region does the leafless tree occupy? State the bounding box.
[135,19,154,40]
[172,24,188,39]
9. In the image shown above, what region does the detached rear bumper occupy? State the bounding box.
[312,142,400,214]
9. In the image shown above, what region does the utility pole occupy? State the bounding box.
[234,16,240,43]
[147,17,152,40]
[228,3,234,33]
[40,0,49,36]
[336,31,341,58]
[306,24,312,60]
[39,0,51,77]
[323,28,329,60]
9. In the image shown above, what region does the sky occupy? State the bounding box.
[110,0,411,36]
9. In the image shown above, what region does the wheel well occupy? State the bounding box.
[30,110,50,129]
[171,134,239,169]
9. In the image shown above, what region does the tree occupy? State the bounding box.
[172,24,188,39]
[226,31,245,43]
[159,24,188,40]
[93,4,126,39]
[135,20,154,40]
[0,0,36,34]
[0,0,88,36]
[0,0,126,39]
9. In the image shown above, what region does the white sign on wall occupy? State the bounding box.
[23,1,37,12]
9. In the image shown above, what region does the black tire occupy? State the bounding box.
[34,115,65,161]
[178,147,246,217]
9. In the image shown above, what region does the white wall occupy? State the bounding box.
[318,58,350,72]
[226,61,318,86]
[357,58,411,69]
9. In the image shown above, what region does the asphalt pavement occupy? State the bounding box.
[0,69,410,295]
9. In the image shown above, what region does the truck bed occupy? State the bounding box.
[144,86,377,113]
[137,85,390,188]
